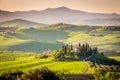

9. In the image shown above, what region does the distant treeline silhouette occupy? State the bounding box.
[0,27,18,34]
[104,26,120,31]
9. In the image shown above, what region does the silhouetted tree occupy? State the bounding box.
[70,45,73,50]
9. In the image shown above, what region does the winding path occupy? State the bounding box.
[82,53,94,73]
[82,60,89,73]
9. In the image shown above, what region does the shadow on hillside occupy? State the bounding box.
[19,61,53,69]
[8,41,62,53]
[86,54,120,66]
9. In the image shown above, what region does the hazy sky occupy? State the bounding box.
[0,0,120,13]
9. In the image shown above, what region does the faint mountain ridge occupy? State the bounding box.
[0,9,12,14]
[85,18,120,26]
[0,7,120,25]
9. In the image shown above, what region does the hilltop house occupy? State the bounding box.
[74,45,82,53]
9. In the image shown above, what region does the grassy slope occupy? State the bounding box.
[10,29,69,52]
[0,26,120,52]
[0,35,27,46]
[0,56,86,74]
[65,30,120,52]
[62,26,98,32]
[17,29,68,41]
[0,35,28,51]
[0,51,94,74]
[0,29,69,52]
[109,56,120,61]
[87,54,120,65]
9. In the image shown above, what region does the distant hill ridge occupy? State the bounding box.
[0,7,120,25]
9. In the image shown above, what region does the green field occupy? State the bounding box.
[0,52,87,74]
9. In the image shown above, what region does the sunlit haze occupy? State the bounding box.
[0,0,120,13]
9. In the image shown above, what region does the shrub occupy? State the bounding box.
[52,50,64,59]
[88,61,94,67]
[0,70,23,80]
[22,67,60,80]
[94,65,120,80]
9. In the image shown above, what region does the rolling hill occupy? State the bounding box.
[0,19,46,28]
[0,29,69,52]
[0,24,119,53]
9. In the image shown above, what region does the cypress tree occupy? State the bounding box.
[70,45,73,50]
[79,43,81,47]
[64,45,67,54]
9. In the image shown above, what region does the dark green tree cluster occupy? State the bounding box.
[87,53,120,66]
[22,67,60,80]
[103,26,120,31]
[52,44,75,60]
[48,23,76,29]
[76,43,97,57]
[52,43,98,60]
[94,65,120,80]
